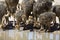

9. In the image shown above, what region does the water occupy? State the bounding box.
[0,30,60,40]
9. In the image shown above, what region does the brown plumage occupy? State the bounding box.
[0,2,7,24]
[21,0,35,19]
[53,5,60,22]
[33,0,52,20]
[5,0,19,14]
[39,12,56,32]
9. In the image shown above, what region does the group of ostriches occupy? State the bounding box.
[0,0,60,32]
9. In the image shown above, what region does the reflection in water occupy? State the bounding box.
[28,32,33,40]
[50,33,53,40]
[46,33,48,38]
[0,30,60,40]
[9,30,15,38]
[19,31,23,38]
[39,34,42,40]
[56,34,59,40]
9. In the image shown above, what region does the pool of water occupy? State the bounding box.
[0,30,60,40]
